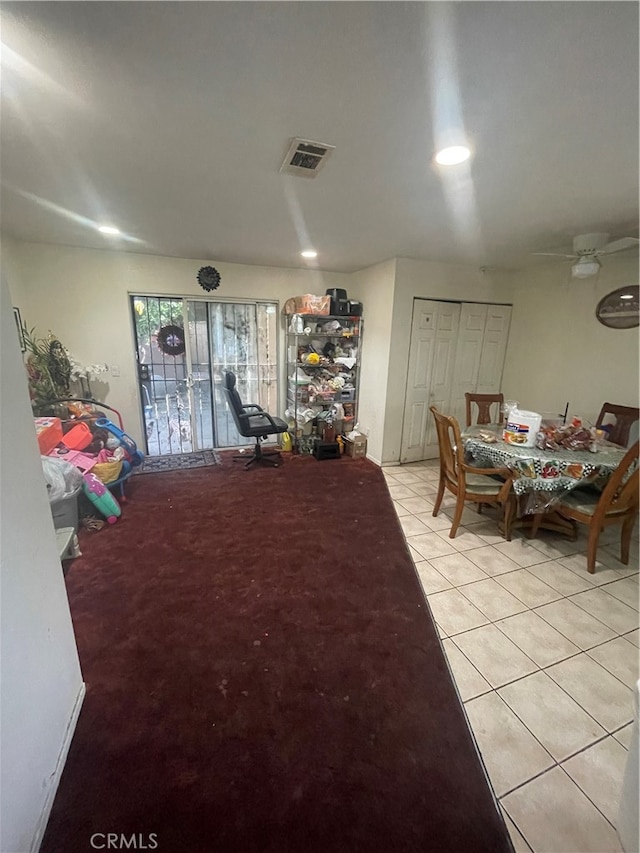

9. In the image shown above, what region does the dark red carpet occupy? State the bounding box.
[42,455,512,853]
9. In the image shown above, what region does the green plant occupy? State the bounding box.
[23,328,72,411]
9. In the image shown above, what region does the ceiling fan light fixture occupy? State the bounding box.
[571,257,601,278]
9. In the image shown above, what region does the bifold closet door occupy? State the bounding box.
[447,303,511,424]
[400,300,461,462]
[449,303,489,425]
[476,304,512,395]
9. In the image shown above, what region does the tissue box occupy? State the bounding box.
[344,435,367,458]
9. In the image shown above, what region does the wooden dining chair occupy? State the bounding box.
[465,392,504,427]
[596,403,639,448]
[552,441,639,573]
[430,406,515,540]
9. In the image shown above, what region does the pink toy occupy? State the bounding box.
[49,447,97,474]
[82,472,121,524]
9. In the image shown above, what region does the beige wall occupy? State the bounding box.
[1,268,84,853]
[6,239,639,462]
[501,255,639,428]
[349,259,396,463]
[8,241,351,447]
[1,233,23,298]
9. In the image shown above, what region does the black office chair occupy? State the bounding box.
[222,371,288,469]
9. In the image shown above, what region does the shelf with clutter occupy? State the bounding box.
[283,288,364,457]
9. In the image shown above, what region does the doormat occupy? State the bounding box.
[134,450,221,474]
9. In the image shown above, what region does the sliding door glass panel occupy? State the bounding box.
[210,302,256,447]
[133,296,278,454]
[186,300,214,450]
[257,303,279,416]
[132,295,193,456]
[209,302,278,448]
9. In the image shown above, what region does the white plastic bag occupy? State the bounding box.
[346,423,365,441]
[41,456,83,502]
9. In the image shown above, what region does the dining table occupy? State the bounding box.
[462,424,628,537]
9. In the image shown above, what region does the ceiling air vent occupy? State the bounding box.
[279,138,335,178]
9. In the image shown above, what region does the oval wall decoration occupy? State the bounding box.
[596,285,639,329]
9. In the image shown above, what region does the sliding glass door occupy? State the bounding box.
[208,301,278,447]
[131,296,278,456]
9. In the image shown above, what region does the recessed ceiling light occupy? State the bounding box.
[301,250,317,258]
[620,294,634,300]
[98,225,120,235]
[434,145,471,166]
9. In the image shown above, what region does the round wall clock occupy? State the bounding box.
[197,266,221,292]
[596,285,639,329]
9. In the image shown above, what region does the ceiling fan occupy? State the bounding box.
[533,232,639,278]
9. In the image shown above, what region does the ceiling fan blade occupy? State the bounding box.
[598,237,639,255]
[532,252,577,259]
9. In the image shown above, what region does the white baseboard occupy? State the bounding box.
[366,453,382,466]
[30,682,86,853]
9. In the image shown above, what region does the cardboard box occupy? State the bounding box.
[283,294,331,315]
[344,435,367,458]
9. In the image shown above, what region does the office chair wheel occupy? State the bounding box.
[244,452,281,469]
[232,447,282,469]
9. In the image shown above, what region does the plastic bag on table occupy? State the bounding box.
[41,456,84,502]
[536,419,596,452]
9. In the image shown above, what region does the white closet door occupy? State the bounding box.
[476,305,512,394]
[449,303,488,426]
[401,302,437,463]
[401,300,460,462]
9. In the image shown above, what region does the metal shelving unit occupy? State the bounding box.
[285,314,363,453]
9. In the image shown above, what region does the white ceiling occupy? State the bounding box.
[1,2,638,273]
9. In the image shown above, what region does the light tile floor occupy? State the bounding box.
[383,460,639,853]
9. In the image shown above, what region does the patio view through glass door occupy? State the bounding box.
[131,296,278,456]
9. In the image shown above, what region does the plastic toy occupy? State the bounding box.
[94,417,144,466]
[83,472,121,524]
[106,461,132,501]
[49,447,97,474]
[35,417,63,454]
[42,399,144,504]
[62,422,93,450]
